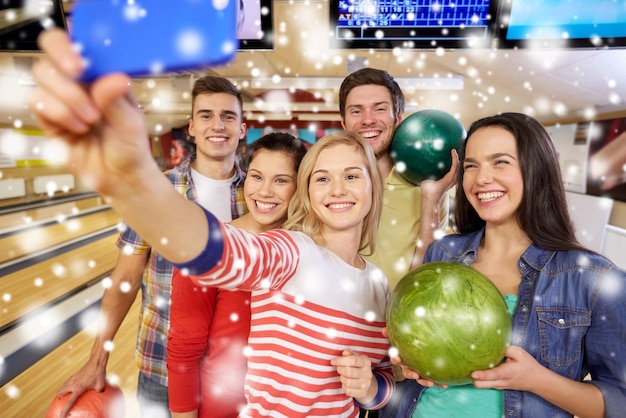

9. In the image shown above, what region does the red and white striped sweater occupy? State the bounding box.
[186,219,394,417]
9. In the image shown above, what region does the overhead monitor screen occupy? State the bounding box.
[496,0,626,49]
[238,0,273,50]
[0,0,67,51]
[330,0,498,49]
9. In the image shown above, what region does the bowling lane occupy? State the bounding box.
[0,194,105,231]
[0,208,121,265]
[0,290,141,417]
[0,175,135,415]
[0,233,119,331]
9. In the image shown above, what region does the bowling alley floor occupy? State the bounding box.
[0,194,141,416]
[1,294,141,416]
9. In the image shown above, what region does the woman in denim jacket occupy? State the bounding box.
[382,113,626,418]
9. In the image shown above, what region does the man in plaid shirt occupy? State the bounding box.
[55,76,248,418]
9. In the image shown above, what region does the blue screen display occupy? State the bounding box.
[330,0,498,49]
[498,0,626,48]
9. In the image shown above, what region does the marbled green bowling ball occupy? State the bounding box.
[386,261,512,386]
[391,109,466,184]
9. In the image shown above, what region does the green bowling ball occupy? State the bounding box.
[386,261,512,386]
[391,109,466,184]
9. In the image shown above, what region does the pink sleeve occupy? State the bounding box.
[167,268,218,412]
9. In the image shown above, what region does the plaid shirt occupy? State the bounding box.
[116,154,246,386]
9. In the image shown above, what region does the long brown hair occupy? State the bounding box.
[454,112,585,251]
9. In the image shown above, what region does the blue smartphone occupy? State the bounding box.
[71,0,238,81]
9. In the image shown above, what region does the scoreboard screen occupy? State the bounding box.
[329,0,498,49]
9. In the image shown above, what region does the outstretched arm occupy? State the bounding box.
[31,29,207,264]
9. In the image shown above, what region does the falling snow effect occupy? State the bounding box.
[0,188,120,411]
[2,1,626,416]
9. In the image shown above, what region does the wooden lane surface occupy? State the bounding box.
[0,234,120,330]
[0,196,106,231]
[0,293,141,417]
[0,209,121,265]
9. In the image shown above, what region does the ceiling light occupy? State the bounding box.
[227,76,464,91]
[297,114,342,121]
[245,113,294,121]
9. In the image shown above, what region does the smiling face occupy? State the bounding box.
[308,143,373,235]
[244,148,298,230]
[341,84,402,160]
[462,126,524,227]
[188,92,246,163]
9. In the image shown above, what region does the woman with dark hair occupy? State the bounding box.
[167,133,307,418]
[453,113,583,250]
[383,113,626,418]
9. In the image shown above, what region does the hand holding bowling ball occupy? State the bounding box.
[46,383,125,418]
[391,109,466,185]
[386,261,511,386]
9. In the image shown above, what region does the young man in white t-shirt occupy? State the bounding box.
[55,75,248,418]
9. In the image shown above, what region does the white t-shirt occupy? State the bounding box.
[191,167,235,222]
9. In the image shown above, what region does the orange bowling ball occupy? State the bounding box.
[46,383,125,418]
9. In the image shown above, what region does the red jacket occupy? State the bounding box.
[167,268,251,417]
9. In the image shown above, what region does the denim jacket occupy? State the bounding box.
[381,229,626,418]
